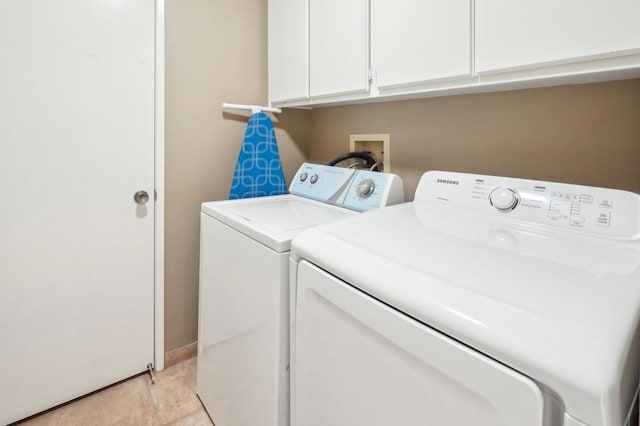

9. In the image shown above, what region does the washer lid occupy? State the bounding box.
[201,194,356,252]
[291,201,640,426]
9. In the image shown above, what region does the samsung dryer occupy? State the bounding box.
[197,162,403,426]
[290,171,640,426]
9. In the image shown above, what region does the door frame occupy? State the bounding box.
[154,0,165,372]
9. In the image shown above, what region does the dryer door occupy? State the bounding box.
[292,260,545,426]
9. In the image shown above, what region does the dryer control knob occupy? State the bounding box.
[310,174,319,184]
[489,187,519,212]
[357,179,375,199]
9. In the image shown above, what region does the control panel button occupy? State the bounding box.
[599,199,613,209]
[570,216,586,225]
[309,174,319,184]
[548,211,562,220]
[299,172,308,182]
[357,179,375,199]
[489,187,519,212]
[596,211,611,227]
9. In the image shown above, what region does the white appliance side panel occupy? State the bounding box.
[0,1,155,424]
[197,215,289,426]
[292,260,544,426]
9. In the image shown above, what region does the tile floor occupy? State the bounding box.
[17,357,213,426]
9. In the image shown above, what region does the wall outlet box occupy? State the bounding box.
[349,133,391,172]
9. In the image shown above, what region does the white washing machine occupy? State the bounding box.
[290,171,640,426]
[197,162,404,426]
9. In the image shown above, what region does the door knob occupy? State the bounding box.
[134,190,150,204]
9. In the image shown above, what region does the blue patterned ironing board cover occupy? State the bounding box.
[229,112,288,199]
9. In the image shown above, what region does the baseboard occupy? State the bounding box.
[164,341,197,368]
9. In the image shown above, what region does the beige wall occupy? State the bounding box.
[165,0,310,351]
[166,3,639,352]
[308,79,640,199]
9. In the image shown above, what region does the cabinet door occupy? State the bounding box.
[476,0,640,74]
[268,0,309,103]
[371,0,471,90]
[309,0,369,97]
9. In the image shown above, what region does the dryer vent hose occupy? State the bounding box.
[326,151,382,172]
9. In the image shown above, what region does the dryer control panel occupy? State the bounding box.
[290,163,405,212]
[415,171,640,239]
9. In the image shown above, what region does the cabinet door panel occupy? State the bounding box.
[476,0,640,74]
[310,0,368,97]
[372,0,471,89]
[269,0,309,103]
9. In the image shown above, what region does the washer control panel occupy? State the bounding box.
[415,171,640,239]
[357,179,376,199]
[289,163,405,212]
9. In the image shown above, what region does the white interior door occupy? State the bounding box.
[0,1,156,423]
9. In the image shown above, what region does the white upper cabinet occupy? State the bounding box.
[476,0,640,74]
[309,0,369,98]
[268,0,640,107]
[268,0,309,103]
[371,0,472,90]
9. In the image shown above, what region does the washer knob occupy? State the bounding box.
[357,179,375,198]
[489,187,519,211]
[299,172,308,182]
[310,174,319,184]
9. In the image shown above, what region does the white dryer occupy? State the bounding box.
[290,171,640,426]
[197,162,404,426]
